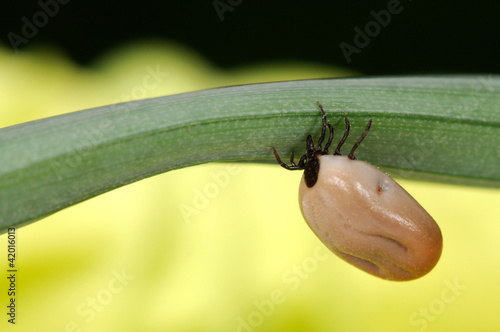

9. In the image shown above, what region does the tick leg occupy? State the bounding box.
[269,147,303,170]
[316,102,328,150]
[323,123,334,154]
[290,151,297,166]
[348,119,373,160]
[297,154,307,168]
[335,116,350,155]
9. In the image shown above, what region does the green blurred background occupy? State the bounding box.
[0,40,500,332]
[2,1,500,331]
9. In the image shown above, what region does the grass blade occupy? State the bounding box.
[1,75,499,232]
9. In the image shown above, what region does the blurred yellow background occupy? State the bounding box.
[1,40,499,332]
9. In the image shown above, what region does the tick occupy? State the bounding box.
[270,102,442,281]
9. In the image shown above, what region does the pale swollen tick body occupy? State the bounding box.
[270,102,442,281]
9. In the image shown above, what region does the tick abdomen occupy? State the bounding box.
[299,155,443,281]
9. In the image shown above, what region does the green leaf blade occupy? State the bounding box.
[1,75,499,231]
